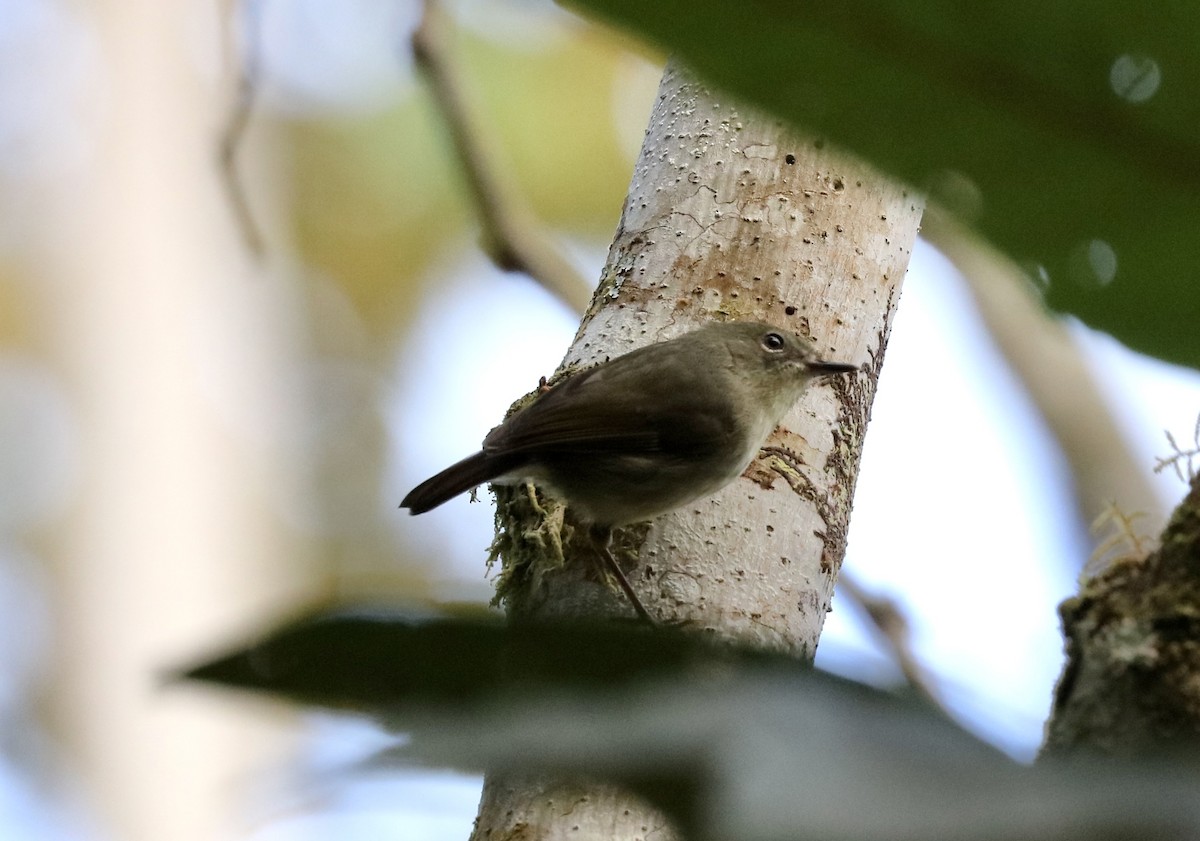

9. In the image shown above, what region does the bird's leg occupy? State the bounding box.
[590,524,655,625]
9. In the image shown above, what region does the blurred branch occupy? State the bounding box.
[837,570,945,710]
[218,0,266,260]
[922,207,1165,554]
[411,0,591,314]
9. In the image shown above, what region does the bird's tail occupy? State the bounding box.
[401,451,520,514]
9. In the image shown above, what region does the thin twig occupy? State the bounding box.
[837,570,945,710]
[218,0,267,260]
[1154,414,1200,482]
[410,0,591,314]
[1085,500,1155,580]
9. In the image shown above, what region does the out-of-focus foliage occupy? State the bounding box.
[184,609,1200,841]
[0,270,36,347]
[564,0,1200,370]
[180,603,787,710]
[288,26,646,334]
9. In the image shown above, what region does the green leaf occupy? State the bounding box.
[181,609,1200,841]
[563,0,1200,368]
[175,603,786,713]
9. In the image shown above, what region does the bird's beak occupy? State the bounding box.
[806,360,858,376]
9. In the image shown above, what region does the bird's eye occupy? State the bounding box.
[761,332,786,352]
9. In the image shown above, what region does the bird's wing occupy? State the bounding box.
[484,348,739,459]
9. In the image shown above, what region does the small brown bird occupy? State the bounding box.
[403,320,856,621]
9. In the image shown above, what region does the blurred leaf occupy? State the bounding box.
[182,610,1200,841]
[289,101,465,333]
[402,669,1200,841]
[177,603,784,713]
[0,271,37,347]
[460,30,645,228]
[288,28,640,334]
[564,0,1200,369]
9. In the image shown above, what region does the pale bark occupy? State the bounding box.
[472,61,922,841]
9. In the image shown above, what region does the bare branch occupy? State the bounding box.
[837,570,946,710]
[218,0,266,260]
[410,0,591,314]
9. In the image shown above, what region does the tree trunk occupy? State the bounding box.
[34,2,309,838]
[1042,471,1200,759]
[472,60,923,840]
